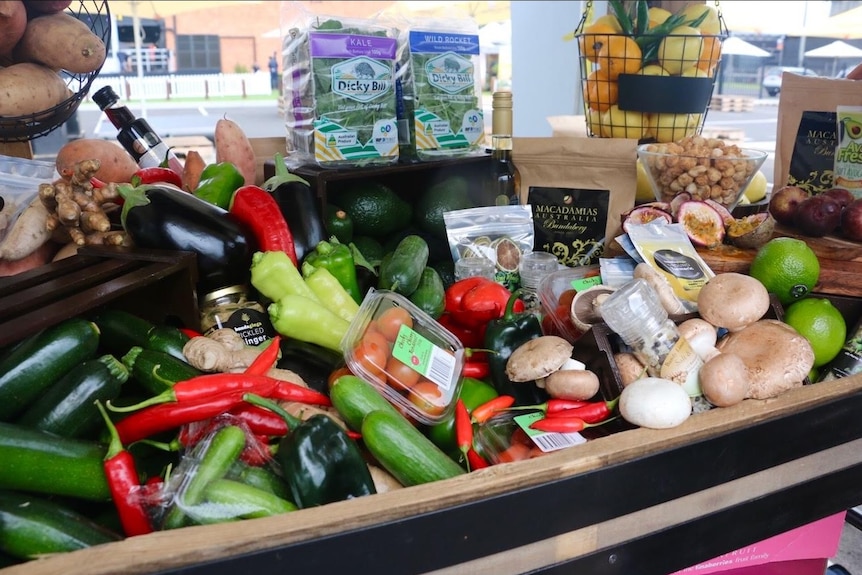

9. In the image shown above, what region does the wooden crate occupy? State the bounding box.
[710,95,755,113]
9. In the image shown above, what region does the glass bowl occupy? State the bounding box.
[636,138,768,211]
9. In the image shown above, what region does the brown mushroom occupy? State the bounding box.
[570,285,618,333]
[545,369,601,401]
[699,352,749,407]
[716,319,814,399]
[614,352,647,387]
[677,317,719,361]
[697,272,770,332]
[505,335,574,384]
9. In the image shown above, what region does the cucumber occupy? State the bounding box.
[329,374,403,432]
[408,266,446,319]
[0,318,100,421]
[122,346,202,395]
[378,235,429,296]
[0,490,121,560]
[92,309,191,361]
[15,355,128,439]
[0,421,110,501]
[361,409,465,487]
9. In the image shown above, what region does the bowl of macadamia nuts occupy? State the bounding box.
[637,136,767,211]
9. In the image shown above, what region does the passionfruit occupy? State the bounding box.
[726,212,776,249]
[675,200,725,248]
[621,205,673,234]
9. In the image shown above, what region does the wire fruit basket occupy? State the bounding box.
[574,0,727,143]
[0,0,111,143]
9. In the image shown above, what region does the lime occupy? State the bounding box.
[492,237,521,272]
[783,297,847,367]
[748,237,820,306]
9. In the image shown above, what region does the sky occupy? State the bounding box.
[718,1,833,35]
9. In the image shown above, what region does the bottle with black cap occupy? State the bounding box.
[92,85,184,175]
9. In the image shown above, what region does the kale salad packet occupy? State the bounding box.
[282,13,400,168]
[394,18,486,161]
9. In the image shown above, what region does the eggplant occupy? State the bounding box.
[119,183,254,296]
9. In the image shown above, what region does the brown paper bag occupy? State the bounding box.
[512,137,637,266]
[775,73,862,191]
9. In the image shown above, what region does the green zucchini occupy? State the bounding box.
[0,421,110,501]
[408,266,446,319]
[15,355,128,439]
[145,324,192,362]
[329,374,402,432]
[0,318,100,421]
[92,309,190,361]
[0,490,121,560]
[361,409,465,487]
[378,235,429,296]
[122,346,202,395]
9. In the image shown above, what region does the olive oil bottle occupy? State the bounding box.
[485,91,521,206]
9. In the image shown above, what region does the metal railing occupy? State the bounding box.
[85,72,273,102]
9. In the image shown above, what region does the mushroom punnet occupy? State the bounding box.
[697,272,771,332]
[505,335,597,396]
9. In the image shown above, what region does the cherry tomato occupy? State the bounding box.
[557,288,577,311]
[408,380,447,418]
[385,355,421,391]
[496,442,531,463]
[353,331,391,378]
[376,306,414,342]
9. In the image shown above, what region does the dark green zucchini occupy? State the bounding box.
[0,490,121,560]
[92,309,191,361]
[15,355,128,439]
[0,318,100,422]
[122,346,202,395]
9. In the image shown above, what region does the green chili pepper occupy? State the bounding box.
[304,240,362,303]
[301,261,360,323]
[162,424,247,529]
[193,162,245,210]
[201,478,297,520]
[269,294,351,352]
[243,394,376,509]
[250,250,321,304]
[483,289,548,407]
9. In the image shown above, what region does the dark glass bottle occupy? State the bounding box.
[486,91,521,206]
[92,86,184,175]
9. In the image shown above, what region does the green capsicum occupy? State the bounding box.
[243,394,376,509]
[483,289,549,406]
[193,162,245,209]
[304,240,362,303]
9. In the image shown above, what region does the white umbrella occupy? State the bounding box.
[804,40,862,58]
[721,36,770,58]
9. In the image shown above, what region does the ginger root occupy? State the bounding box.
[40,159,128,247]
[183,334,262,373]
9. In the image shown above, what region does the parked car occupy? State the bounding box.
[762,66,818,96]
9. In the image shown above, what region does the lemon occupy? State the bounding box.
[648,7,672,29]
[681,66,709,78]
[603,105,647,139]
[648,113,695,143]
[783,297,847,367]
[636,160,656,202]
[638,64,670,76]
[658,26,703,75]
[748,237,820,306]
[743,170,768,203]
[678,4,721,35]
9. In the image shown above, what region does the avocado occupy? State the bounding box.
[330,182,412,238]
[414,175,474,239]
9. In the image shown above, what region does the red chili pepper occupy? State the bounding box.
[109,373,282,413]
[269,380,332,406]
[115,391,247,444]
[454,399,473,463]
[94,400,153,537]
[462,359,490,379]
[228,404,289,436]
[438,312,487,349]
[132,166,183,188]
[244,335,282,376]
[444,277,524,329]
[509,399,589,414]
[545,397,619,424]
[467,448,490,470]
[346,430,362,441]
[90,176,107,189]
[179,327,203,339]
[471,395,516,424]
[529,415,615,433]
[229,185,298,265]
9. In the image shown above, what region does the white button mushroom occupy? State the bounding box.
[619,377,692,429]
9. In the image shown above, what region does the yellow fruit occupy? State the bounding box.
[648,7,672,29]
[658,26,703,75]
[593,14,623,32]
[578,22,618,63]
[603,105,647,139]
[748,237,820,306]
[596,36,642,80]
[696,36,722,75]
[638,64,670,76]
[584,69,618,112]
[743,170,768,203]
[783,297,847,367]
[586,108,605,137]
[648,113,695,143]
[681,66,709,78]
[678,3,721,35]
[636,160,655,202]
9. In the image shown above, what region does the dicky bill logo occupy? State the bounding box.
[331,56,392,103]
[425,52,474,95]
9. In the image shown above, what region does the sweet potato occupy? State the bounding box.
[215,117,257,186]
[13,11,106,73]
[0,63,70,117]
[0,239,57,275]
[56,139,139,184]
[0,1,26,58]
[182,150,206,192]
[0,195,52,261]
[23,0,72,14]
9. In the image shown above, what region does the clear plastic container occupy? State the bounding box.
[341,289,465,425]
[537,264,602,342]
[518,251,559,316]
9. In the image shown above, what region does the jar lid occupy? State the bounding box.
[201,285,247,304]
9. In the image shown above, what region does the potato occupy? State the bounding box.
[56,139,139,184]
[13,11,106,73]
[0,1,26,58]
[215,117,257,186]
[0,63,70,117]
[23,0,72,14]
